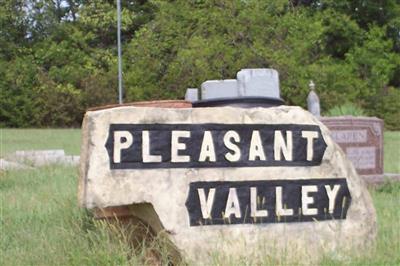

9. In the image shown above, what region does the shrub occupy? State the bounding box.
[326,102,366,117]
[366,87,400,130]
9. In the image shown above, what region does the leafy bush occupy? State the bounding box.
[366,87,400,130]
[123,1,399,129]
[326,102,367,117]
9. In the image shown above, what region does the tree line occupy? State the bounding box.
[1,0,399,129]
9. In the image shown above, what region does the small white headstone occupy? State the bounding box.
[185,88,199,102]
[15,149,65,158]
[62,155,80,166]
[0,159,32,170]
[12,150,79,167]
[14,149,65,166]
[237,68,280,98]
[201,79,238,99]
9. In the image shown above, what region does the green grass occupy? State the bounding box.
[0,166,178,266]
[384,131,400,173]
[0,128,81,157]
[1,166,399,265]
[321,182,400,266]
[1,166,138,265]
[0,129,399,265]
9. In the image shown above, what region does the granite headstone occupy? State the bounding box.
[321,116,384,184]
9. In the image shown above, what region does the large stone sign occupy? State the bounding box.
[321,116,384,184]
[79,105,376,264]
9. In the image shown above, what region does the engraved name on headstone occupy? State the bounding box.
[330,130,367,143]
[347,147,376,170]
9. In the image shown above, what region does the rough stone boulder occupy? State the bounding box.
[79,105,376,264]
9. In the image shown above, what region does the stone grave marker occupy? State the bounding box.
[13,149,65,166]
[79,105,376,264]
[200,68,281,101]
[201,79,238,99]
[307,80,320,117]
[237,68,280,98]
[0,158,32,171]
[321,116,384,184]
[11,149,80,167]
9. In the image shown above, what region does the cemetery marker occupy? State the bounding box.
[79,69,376,264]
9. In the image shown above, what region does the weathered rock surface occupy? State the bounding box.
[79,105,376,264]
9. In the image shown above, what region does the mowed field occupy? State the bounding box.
[1,129,399,265]
[0,129,81,157]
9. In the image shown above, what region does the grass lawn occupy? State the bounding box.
[1,166,140,265]
[1,129,399,265]
[0,128,81,157]
[384,131,400,173]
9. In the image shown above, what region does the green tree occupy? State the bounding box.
[0,1,29,60]
[0,0,399,129]
[0,0,155,127]
[0,56,41,127]
[123,0,399,129]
